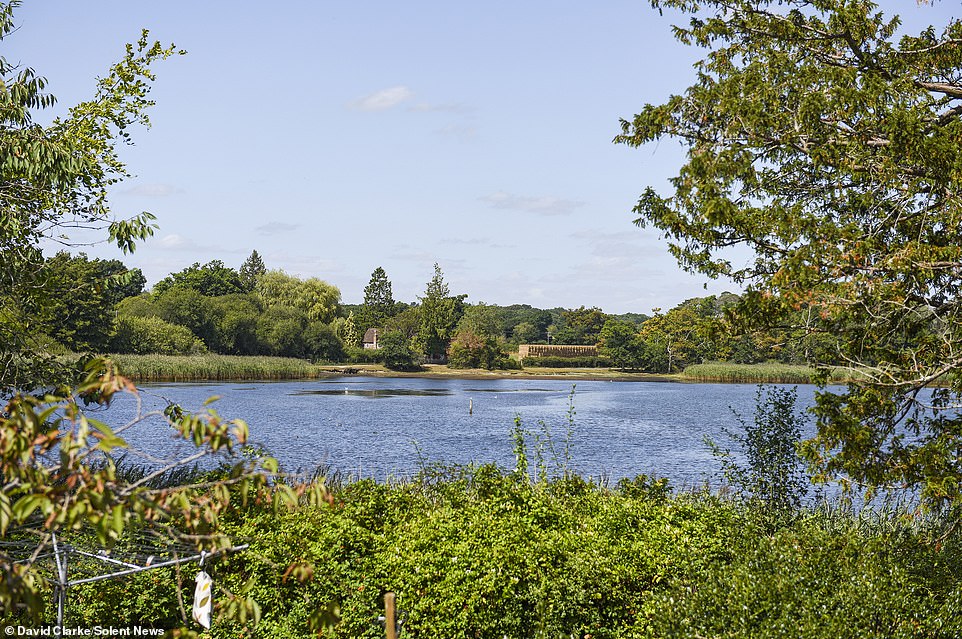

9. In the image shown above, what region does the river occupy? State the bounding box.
[93,376,822,488]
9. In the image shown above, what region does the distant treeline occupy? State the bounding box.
[37,251,838,373]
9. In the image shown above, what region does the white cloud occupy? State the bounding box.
[156,234,196,250]
[350,86,414,111]
[479,191,584,216]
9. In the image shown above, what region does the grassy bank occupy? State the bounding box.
[109,354,676,383]
[111,353,332,382]
[682,362,852,384]
[112,354,861,385]
[58,466,961,638]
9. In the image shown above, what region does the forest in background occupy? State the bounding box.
[39,250,837,373]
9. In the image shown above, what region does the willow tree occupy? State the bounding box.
[617,0,962,505]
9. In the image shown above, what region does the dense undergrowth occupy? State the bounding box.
[13,386,959,638]
[46,465,961,639]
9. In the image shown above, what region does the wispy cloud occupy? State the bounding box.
[255,222,301,235]
[156,234,198,250]
[350,86,414,111]
[122,183,181,197]
[479,191,584,217]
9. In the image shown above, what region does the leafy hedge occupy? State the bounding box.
[522,355,613,368]
[56,468,962,639]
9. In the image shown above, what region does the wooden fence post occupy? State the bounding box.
[384,592,397,639]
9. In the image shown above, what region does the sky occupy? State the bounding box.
[6,1,959,314]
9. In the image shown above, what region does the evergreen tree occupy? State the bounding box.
[358,266,395,330]
[240,249,266,292]
[415,263,465,359]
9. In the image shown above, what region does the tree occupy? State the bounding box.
[511,322,540,344]
[458,303,503,339]
[447,330,510,370]
[415,263,466,359]
[40,252,142,352]
[153,287,217,347]
[358,266,396,331]
[255,269,341,323]
[617,0,962,504]
[378,330,418,370]
[382,305,421,341]
[256,305,309,357]
[239,249,266,292]
[553,307,607,345]
[334,311,361,349]
[0,7,279,624]
[304,322,344,362]
[0,15,169,391]
[153,260,245,297]
[207,293,263,354]
[597,319,645,371]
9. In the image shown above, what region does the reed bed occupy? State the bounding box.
[682,362,851,384]
[110,354,330,382]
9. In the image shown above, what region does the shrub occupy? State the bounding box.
[707,385,810,518]
[522,355,613,368]
[378,330,418,370]
[344,346,382,364]
[304,322,345,362]
[447,331,510,370]
[109,315,207,355]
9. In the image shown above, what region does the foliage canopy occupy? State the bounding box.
[0,5,283,628]
[617,0,962,504]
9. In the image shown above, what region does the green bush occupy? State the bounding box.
[344,346,383,364]
[56,466,962,639]
[109,315,207,355]
[447,332,511,370]
[522,355,613,368]
[378,331,418,370]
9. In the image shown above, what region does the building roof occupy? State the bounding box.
[362,328,378,343]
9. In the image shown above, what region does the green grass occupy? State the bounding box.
[110,353,333,382]
[682,362,852,384]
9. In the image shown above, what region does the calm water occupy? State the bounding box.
[94,377,822,487]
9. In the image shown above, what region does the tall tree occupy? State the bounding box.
[0,16,168,391]
[0,6,277,623]
[617,0,962,504]
[239,249,266,292]
[358,266,396,330]
[40,253,142,352]
[416,263,466,359]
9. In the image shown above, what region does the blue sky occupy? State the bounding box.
[8,1,958,314]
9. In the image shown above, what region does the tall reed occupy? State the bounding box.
[683,362,850,384]
[110,354,331,382]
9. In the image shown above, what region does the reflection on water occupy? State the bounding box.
[464,388,555,393]
[291,388,453,398]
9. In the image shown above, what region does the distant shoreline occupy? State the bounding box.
[109,354,827,385]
